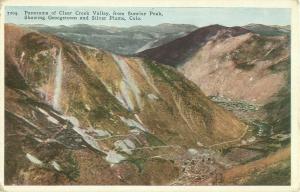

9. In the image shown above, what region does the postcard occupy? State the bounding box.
[1,0,299,191]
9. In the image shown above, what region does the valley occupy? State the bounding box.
[4,22,290,185]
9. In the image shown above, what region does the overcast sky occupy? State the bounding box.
[5,6,290,27]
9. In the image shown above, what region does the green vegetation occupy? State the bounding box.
[264,86,290,133]
[265,45,288,60]
[268,59,290,73]
[30,53,53,87]
[18,48,54,87]
[210,96,259,112]
[63,153,80,180]
[15,46,22,58]
[144,132,165,146]
[64,46,129,115]
[127,157,146,172]
[144,58,197,97]
[231,36,268,67]
[89,106,110,120]
[21,33,50,56]
[69,99,88,118]
[250,120,273,136]
[15,32,58,88]
[235,63,255,70]
[95,52,104,61]
[5,61,29,90]
[244,24,290,37]
[144,59,172,84]
[244,159,290,185]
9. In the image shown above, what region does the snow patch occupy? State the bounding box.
[85,104,91,111]
[99,79,114,95]
[135,39,158,53]
[112,54,142,109]
[134,114,144,125]
[147,93,159,100]
[53,48,63,111]
[47,116,60,124]
[37,108,48,115]
[66,116,102,151]
[26,153,43,166]
[95,129,111,137]
[18,115,41,131]
[197,141,204,147]
[123,139,136,149]
[119,116,147,132]
[115,91,129,109]
[34,137,43,143]
[130,129,142,134]
[38,108,60,124]
[247,136,256,143]
[67,116,80,127]
[51,161,62,171]
[114,140,133,154]
[88,128,111,137]
[72,126,101,151]
[188,148,198,155]
[105,150,126,164]
[119,80,135,111]
[20,51,25,62]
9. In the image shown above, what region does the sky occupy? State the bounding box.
[5,6,291,27]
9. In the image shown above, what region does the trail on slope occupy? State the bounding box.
[172,93,197,135]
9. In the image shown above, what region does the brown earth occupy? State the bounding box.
[219,146,290,184]
[139,24,290,105]
[5,24,248,185]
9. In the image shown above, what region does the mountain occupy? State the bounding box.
[139,24,290,134]
[5,24,247,185]
[23,23,197,55]
[243,23,290,36]
[138,24,250,66]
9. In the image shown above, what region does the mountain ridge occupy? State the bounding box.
[22,23,198,55]
[138,24,251,66]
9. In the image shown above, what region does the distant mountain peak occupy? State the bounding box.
[25,23,198,55]
[156,23,196,27]
[243,23,290,36]
[138,24,251,66]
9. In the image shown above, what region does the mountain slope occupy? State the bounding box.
[139,24,289,103]
[138,25,250,66]
[138,24,290,135]
[5,24,247,185]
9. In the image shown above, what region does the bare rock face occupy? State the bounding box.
[179,33,289,105]
[139,24,289,104]
[5,24,247,185]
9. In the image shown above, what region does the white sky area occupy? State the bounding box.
[5,6,290,27]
